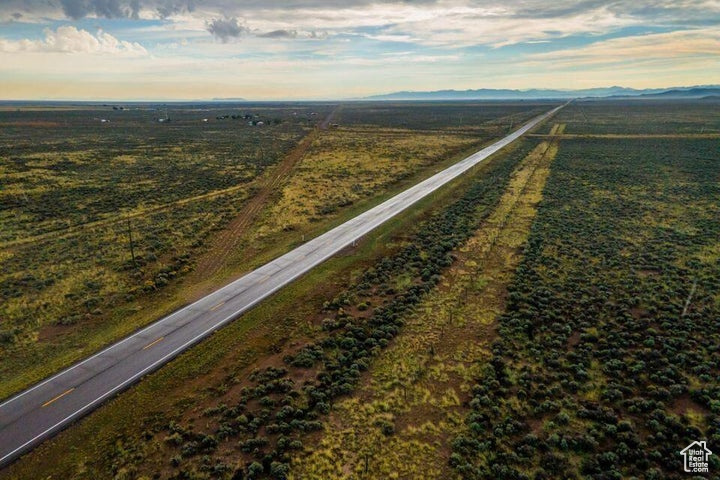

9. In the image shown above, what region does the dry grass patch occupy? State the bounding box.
[256,128,482,237]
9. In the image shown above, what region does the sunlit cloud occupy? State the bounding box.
[0,0,718,99]
[0,25,148,55]
[525,28,720,67]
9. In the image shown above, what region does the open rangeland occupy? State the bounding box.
[1,101,718,480]
[0,102,549,399]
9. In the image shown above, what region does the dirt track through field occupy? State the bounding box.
[187,106,341,283]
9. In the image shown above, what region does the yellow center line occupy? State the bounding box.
[210,301,225,311]
[142,336,164,350]
[42,388,75,408]
[258,275,271,284]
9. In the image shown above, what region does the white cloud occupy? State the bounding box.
[4,1,717,52]
[525,28,720,66]
[0,26,148,55]
[0,1,718,99]
[372,4,641,48]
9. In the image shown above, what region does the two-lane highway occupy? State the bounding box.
[0,103,564,468]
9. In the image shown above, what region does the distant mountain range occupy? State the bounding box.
[363,86,720,100]
[637,87,720,99]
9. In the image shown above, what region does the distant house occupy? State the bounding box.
[157,110,170,123]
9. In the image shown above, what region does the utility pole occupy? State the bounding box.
[126,218,137,269]
[256,134,265,163]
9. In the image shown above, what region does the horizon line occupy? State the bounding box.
[1,84,718,104]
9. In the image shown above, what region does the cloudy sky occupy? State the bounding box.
[1,0,719,100]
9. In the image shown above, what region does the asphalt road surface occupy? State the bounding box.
[0,103,564,468]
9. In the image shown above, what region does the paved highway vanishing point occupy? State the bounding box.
[0,103,564,468]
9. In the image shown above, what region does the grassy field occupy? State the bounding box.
[0,103,324,397]
[285,102,720,480]
[333,102,546,131]
[539,99,720,135]
[452,104,720,479]
[0,104,323,241]
[0,102,550,399]
[257,129,475,235]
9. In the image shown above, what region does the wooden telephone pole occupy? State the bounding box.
[126,218,137,269]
